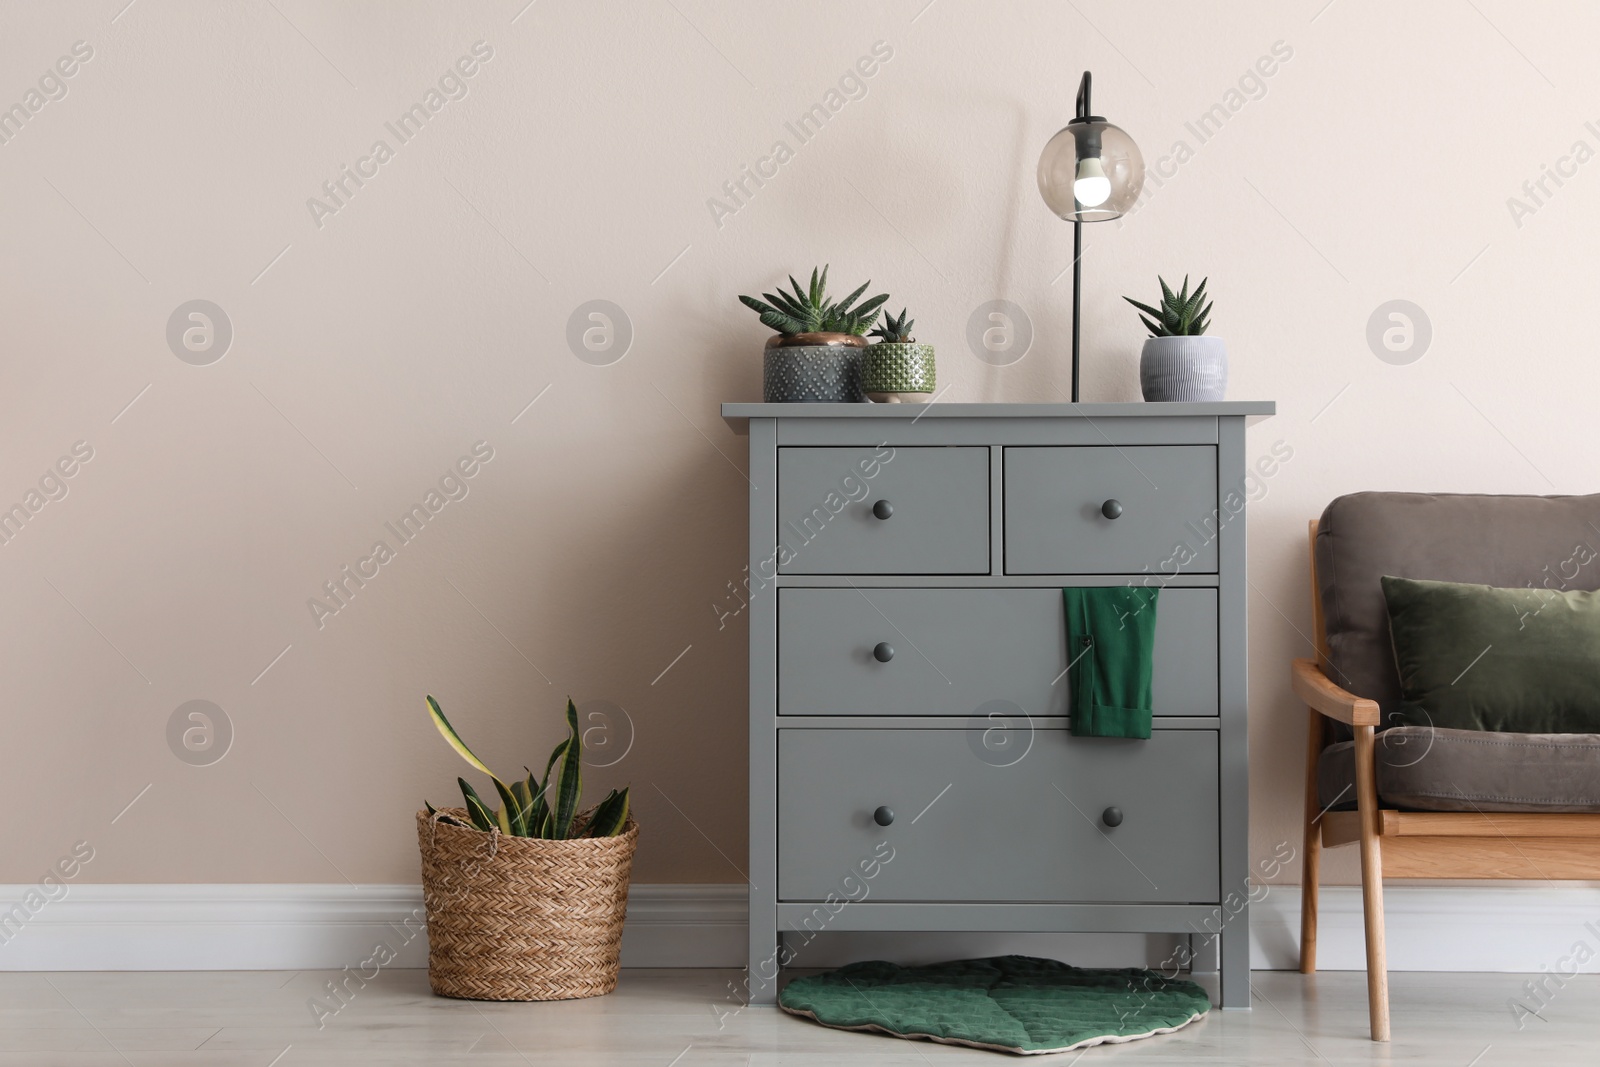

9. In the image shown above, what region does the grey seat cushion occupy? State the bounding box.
[1318,726,1600,813]
[1316,492,1600,726]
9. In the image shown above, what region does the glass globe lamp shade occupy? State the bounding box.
[1037,119,1145,223]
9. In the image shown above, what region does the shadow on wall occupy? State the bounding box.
[501,381,752,883]
[750,71,1033,404]
[980,97,1038,403]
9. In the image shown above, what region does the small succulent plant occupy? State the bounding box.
[1124,275,1212,337]
[426,695,631,839]
[739,265,889,337]
[870,308,916,344]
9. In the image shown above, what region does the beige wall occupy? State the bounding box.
[2,0,1593,889]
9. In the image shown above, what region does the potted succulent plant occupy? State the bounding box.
[739,266,888,402]
[1124,275,1226,402]
[418,696,635,1002]
[862,308,936,403]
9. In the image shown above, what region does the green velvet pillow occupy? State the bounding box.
[1381,575,1600,732]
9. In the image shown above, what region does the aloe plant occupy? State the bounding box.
[425,695,631,838]
[1124,275,1212,337]
[738,265,889,337]
[869,308,916,344]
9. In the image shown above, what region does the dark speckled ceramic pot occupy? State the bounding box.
[762,333,867,403]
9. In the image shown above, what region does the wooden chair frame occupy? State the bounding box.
[1297,519,1600,1042]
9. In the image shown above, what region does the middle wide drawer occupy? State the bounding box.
[778,586,1218,717]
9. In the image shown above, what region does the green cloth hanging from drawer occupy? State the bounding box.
[1063,587,1159,739]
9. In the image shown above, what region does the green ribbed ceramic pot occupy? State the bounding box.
[862,342,936,402]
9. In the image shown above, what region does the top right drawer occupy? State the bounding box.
[1004,446,1218,574]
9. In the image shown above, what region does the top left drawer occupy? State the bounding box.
[776,446,990,574]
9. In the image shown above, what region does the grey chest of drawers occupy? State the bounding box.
[722,401,1275,1008]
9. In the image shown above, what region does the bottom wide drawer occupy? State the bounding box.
[778,728,1219,904]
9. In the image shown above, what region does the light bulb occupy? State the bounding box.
[1038,119,1143,221]
[1073,156,1111,208]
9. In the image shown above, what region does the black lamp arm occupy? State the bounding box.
[1075,71,1092,121]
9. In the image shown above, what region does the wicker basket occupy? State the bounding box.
[416,808,639,1001]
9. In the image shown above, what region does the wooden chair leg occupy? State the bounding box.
[1353,724,1390,1042]
[1299,707,1324,973]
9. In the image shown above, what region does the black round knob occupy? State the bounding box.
[872,500,894,520]
[873,642,895,663]
[873,806,895,826]
[1101,499,1124,520]
[1101,806,1123,828]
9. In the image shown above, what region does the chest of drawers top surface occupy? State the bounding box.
[722,401,1276,425]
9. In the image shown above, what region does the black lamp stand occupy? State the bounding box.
[1072,214,1082,403]
[1069,71,1095,404]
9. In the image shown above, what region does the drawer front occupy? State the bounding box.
[779,728,1219,903]
[1005,446,1218,574]
[777,447,989,574]
[779,587,1217,717]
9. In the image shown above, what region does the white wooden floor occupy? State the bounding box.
[0,967,1590,1064]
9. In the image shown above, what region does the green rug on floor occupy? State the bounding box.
[778,955,1211,1056]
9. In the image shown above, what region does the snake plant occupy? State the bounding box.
[1124,275,1212,337]
[738,265,889,337]
[425,695,630,838]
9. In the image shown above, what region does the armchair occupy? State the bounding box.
[1296,493,1600,1042]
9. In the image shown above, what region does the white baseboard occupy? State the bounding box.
[0,884,745,971]
[4,883,1599,972]
[1250,884,1600,972]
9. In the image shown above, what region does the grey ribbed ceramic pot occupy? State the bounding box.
[762,334,866,403]
[1139,336,1227,402]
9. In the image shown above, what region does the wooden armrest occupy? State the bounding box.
[1291,658,1380,726]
